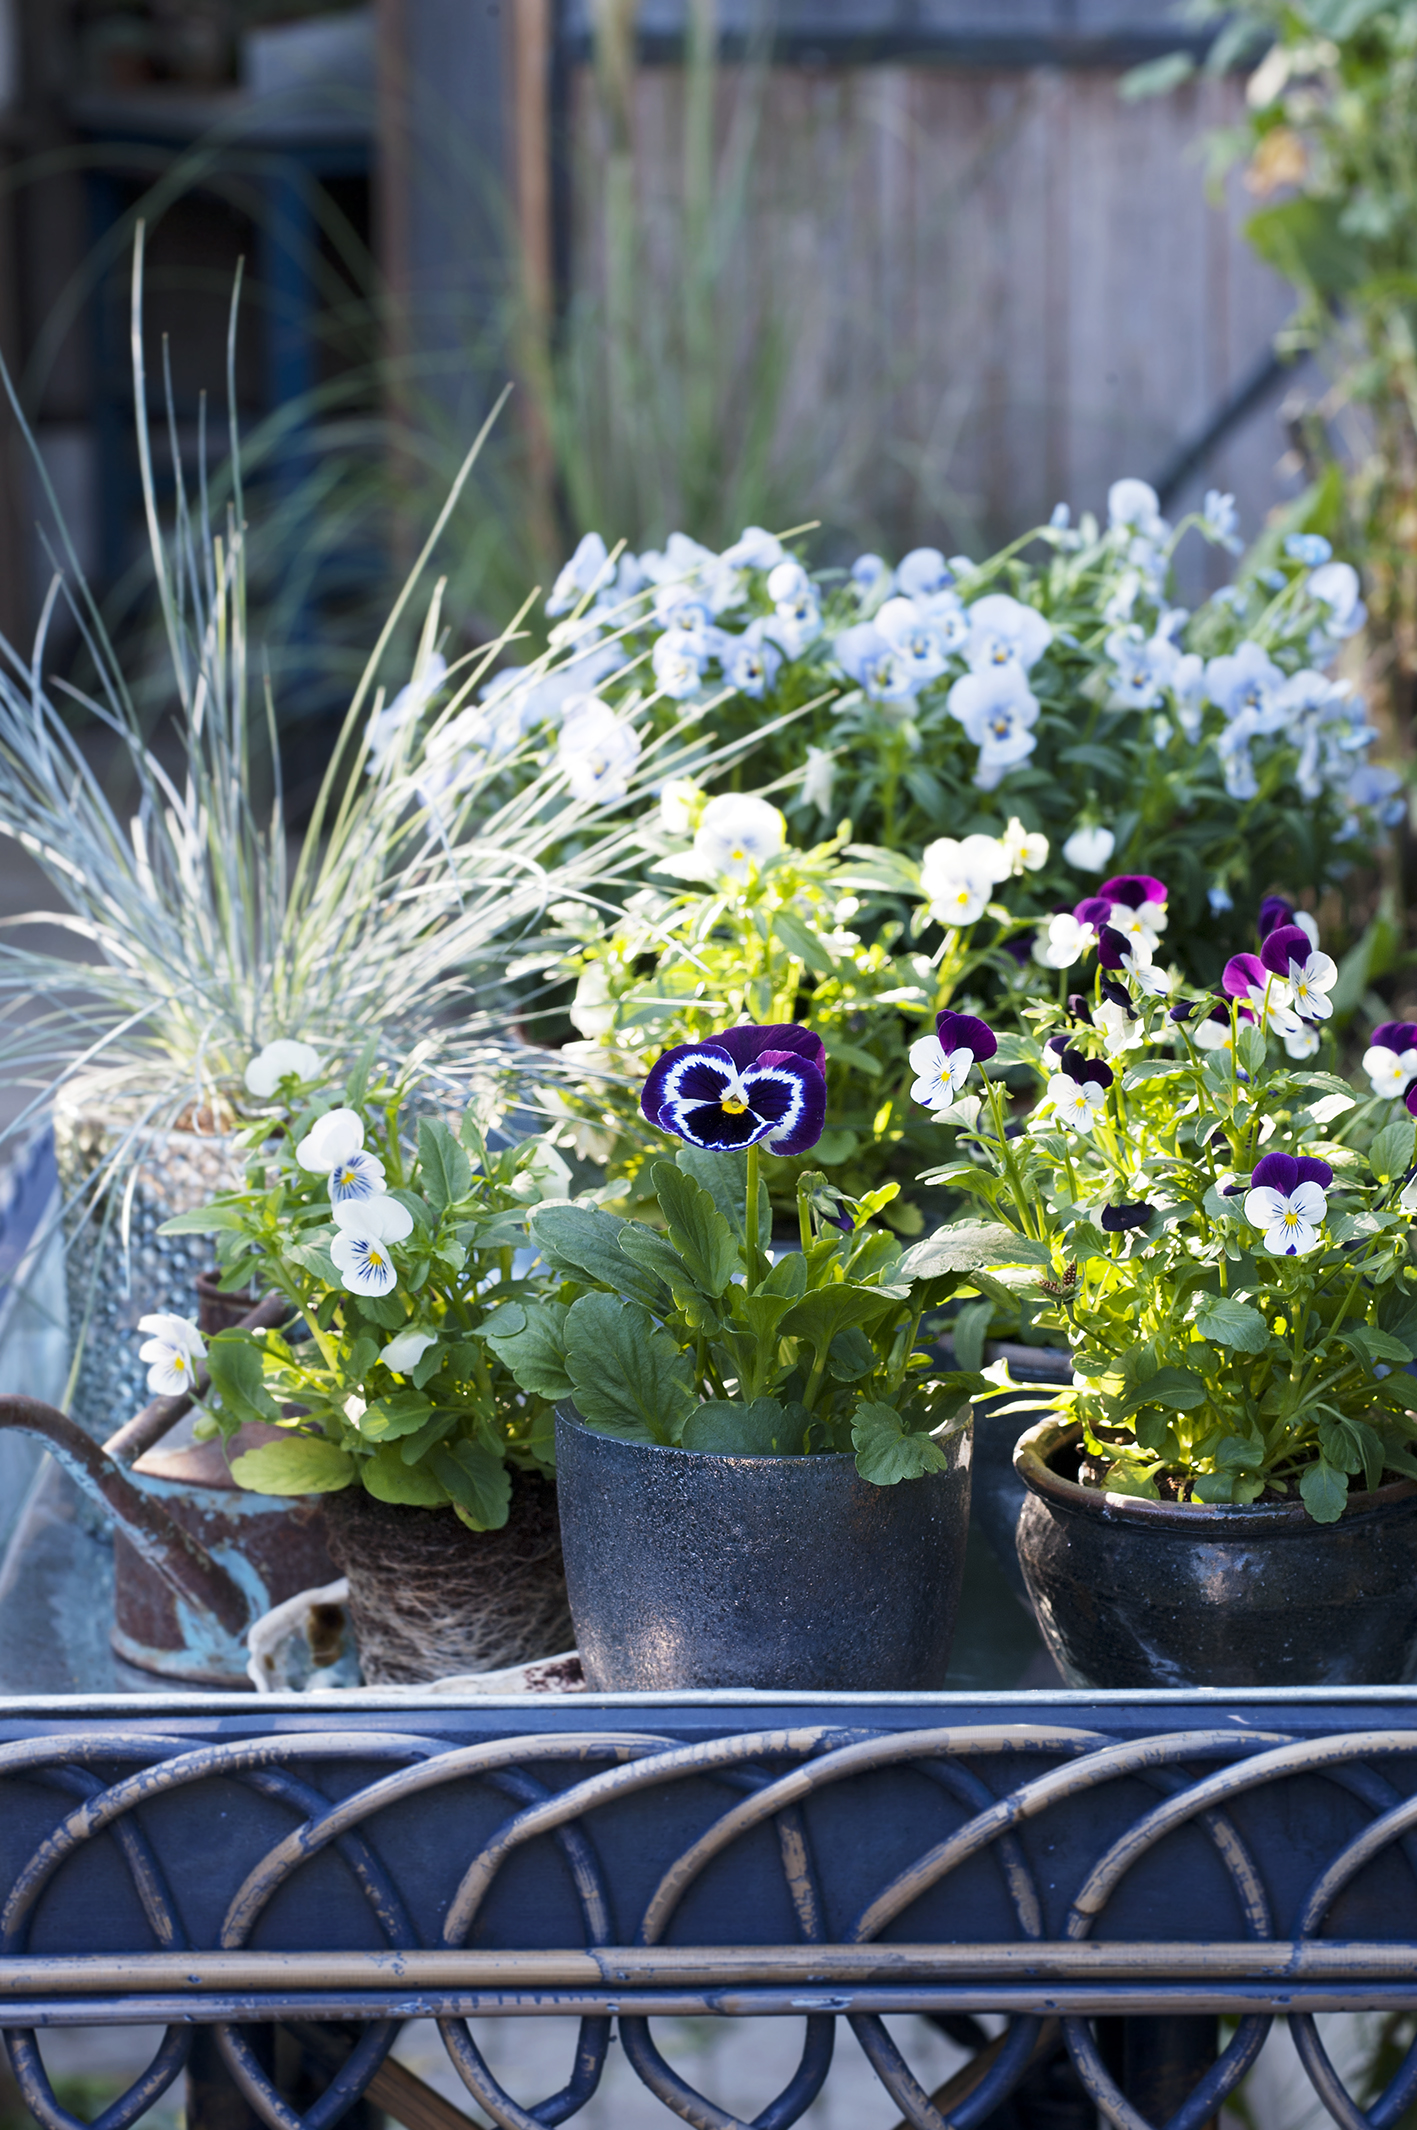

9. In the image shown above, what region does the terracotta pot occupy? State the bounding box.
[1014,1416,1417,1688]
[321,1472,573,1685]
[553,1408,972,1691]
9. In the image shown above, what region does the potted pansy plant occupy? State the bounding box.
[490,1020,1005,1690]
[906,886,1417,1687]
[163,1045,577,1684]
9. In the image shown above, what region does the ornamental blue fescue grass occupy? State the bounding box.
[373,484,1401,986]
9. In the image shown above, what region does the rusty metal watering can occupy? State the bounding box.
[0,1278,335,1687]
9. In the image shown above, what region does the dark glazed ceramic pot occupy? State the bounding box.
[936,1340,1072,1604]
[554,1409,972,1690]
[1015,1416,1417,1688]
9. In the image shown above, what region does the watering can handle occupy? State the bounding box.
[0,1396,253,1636]
[103,1292,291,1465]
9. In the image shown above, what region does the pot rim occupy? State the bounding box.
[1014,1414,1417,1533]
[553,1407,966,1471]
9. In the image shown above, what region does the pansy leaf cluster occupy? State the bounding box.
[491,1019,1007,1483]
[525,798,1049,1227]
[157,1052,574,1529]
[913,891,1417,1521]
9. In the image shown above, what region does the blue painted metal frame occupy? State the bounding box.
[3,1689,1417,2127]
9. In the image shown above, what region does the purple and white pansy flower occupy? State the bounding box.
[909,1010,998,1115]
[641,1023,827,1155]
[1243,1152,1333,1257]
[1046,1048,1114,1133]
[1363,1021,1417,1102]
[296,1107,388,1205]
[1221,953,1303,1041]
[1259,923,1338,1022]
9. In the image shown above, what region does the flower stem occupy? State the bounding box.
[745,1138,762,1293]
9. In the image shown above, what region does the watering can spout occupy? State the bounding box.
[0,1395,253,1637]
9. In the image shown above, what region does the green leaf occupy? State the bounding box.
[418,1118,473,1212]
[1119,50,1196,99]
[769,908,837,975]
[158,1204,250,1235]
[1300,1460,1350,1524]
[1122,1366,1208,1414]
[563,1293,696,1445]
[206,1331,281,1425]
[230,1435,353,1495]
[950,1297,994,1374]
[675,1145,769,1249]
[361,1449,446,1507]
[481,1299,572,1400]
[1379,1286,1417,1350]
[779,1283,901,1351]
[358,1389,435,1441]
[529,1203,668,1310]
[681,1398,807,1456]
[1236,1023,1267,1077]
[344,1035,378,1110]
[1245,196,1363,297]
[1341,1325,1415,1371]
[650,1160,740,1296]
[1371,1117,1416,1183]
[1193,1295,1270,1354]
[851,1402,949,1486]
[827,1326,876,1381]
[1214,1433,1264,1471]
[617,1224,696,1293]
[428,1438,511,1530]
[897,1223,1046,1280]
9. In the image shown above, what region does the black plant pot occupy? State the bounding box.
[937,1340,1072,1605]
[553,1409,972,1690]
[1014,1416,1417,1689]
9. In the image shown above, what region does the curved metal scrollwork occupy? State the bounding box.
[2,1722,1417,2130]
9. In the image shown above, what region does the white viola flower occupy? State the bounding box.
[1103,571,1142,626]
[330,1195,415,1297]
[1275,943,1339,1022]
[1047,1070,1109,1132]
[639,530,719,587]
[382,1328,438,1374]
[296,1108,388,1205]
[908,1031,977,1110]
[1307,560,1366,641]
[1284,1025,1321,1060]
[834,622,917,703]
[962,593,1052,675]
[1202,489,1243,551]
[1061,825,1115,873]
[876,596,950,686]
[922,874,989,927]
[947,666,1041,790]
[547,531,615,616]
[1122,947,1172,995]
[365,651,449,770]
[1105,627,1178,710]
[244,1039,321,1098]
[558,697,641,804]
[1095,998,1145,1056]
[1204,642,1287,731]
[922,832,1012,892]
[652,582,713,634]
[1363,1038,1417,1101]
[1193,1011,1233,1051]
[723,620,783,699]
[659,778,703,835]
[693,794,786,881]
[1107,478,1168,542]
[1001,816,1048,873]
[802,746,836,816]
[1244,1176,1327,1258]
[651,628,708,700]
[720,526,785,572]
[851,553,893,601]
[768,586,823,659]
[137,1312,206,1398]
[1037,912,1096,969]
[896,547,953,600]
[765,558,811,606]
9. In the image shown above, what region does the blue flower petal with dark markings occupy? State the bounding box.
[641,1026,826,1155]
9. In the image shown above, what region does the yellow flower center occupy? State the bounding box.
[369,1246,386,1267]
[1283,1210,1300,1227]
[721,1096,749,1115]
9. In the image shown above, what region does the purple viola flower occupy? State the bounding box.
[1059,1047,1114,1090]
[1101,1200,1155,1232]
[1098,874,1167,910]
[1259,925,1314,978]
[1097,925,1129,970]
[1074,896,1112,930]
[1066,994,1094,1025]
[1224,951,1304,1038]
[641,1022,826,1155]
[1260,924,1339,1023]
[1257,895,1296,941]
[935,1009,998,1063]
[1222,953,1267,1001]
[1244,1152,1332,1257]
[910,1010,997,1113]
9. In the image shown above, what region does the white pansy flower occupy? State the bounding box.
[330,1195,414,1297]
[946,667,1042,789]
[1363,1037,1417,1101]
[1062,825,1115,873]
[1048,1070,1109,1131]
[1037,912,1096,970]
[920,834,1010,928]
[244,1040,320,1098]
[1001,817,1048,873]
[547,532,615,616]
[962,593,1052,675]
[1284,1025,1321,1060]
[296,1108,388,1206]
[137,1313,206,1398]
[1307,560,1366,639]
[802,746,836,816]
[1107,478,1168,542]
[1095,999,1145,1056]
[875,596,950,686]
[908,1032,978,1111]
[558,697,641,805]
[382,1329,437,1373]
[694,794,786,881]
[366,652,449,771]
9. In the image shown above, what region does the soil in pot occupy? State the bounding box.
[554,1409,972,1691]
[1015,1417,1417,1688]
[321,1471,573,1685]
